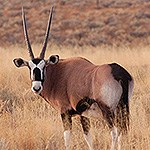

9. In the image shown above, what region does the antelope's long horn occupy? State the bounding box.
[22,7,34,59]
[40,6,54,59]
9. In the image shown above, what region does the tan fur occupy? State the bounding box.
[41,57,123,114]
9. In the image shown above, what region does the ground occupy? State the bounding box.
[0,46,149,150]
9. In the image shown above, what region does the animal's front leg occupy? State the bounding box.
[61,110,72,150]
[80,116,93,150]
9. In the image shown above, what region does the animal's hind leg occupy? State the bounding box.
[61,110,73,150]
[117,132,122,150]
[102,108,120,150]
[110,126,118,150]
[80,116,93,150]
[110,126,122,150]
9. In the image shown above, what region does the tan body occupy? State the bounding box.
[41,57,122,114]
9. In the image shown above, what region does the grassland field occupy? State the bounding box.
[0,45,150,150]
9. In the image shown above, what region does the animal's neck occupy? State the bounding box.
[40,63,66,99]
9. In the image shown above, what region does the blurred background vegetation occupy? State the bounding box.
[0,0,150,47]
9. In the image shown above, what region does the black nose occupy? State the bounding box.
[33,87,41,92]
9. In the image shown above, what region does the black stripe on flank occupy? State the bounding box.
[76,97,95,114]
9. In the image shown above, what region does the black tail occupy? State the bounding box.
[109,63,132,133]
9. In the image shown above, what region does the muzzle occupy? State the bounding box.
[31,81,43,94]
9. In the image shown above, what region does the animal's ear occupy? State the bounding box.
[13,58,28,68]
[47,55,59,65]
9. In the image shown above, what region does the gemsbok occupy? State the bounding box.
[13,7,134,150]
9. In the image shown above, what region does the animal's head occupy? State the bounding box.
[13,7,59,94]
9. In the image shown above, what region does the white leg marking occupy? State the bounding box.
[84,131,93,150]
[117,133,122,150]
[110,127,118,150]
[64,130,71,150]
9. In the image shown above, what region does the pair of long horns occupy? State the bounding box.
[22,6,54,59]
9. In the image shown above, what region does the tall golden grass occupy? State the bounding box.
[0,45,149,150]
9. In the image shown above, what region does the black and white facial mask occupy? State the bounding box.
[13,55,59,95]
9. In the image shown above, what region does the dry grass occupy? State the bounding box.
[0,45,150,150]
